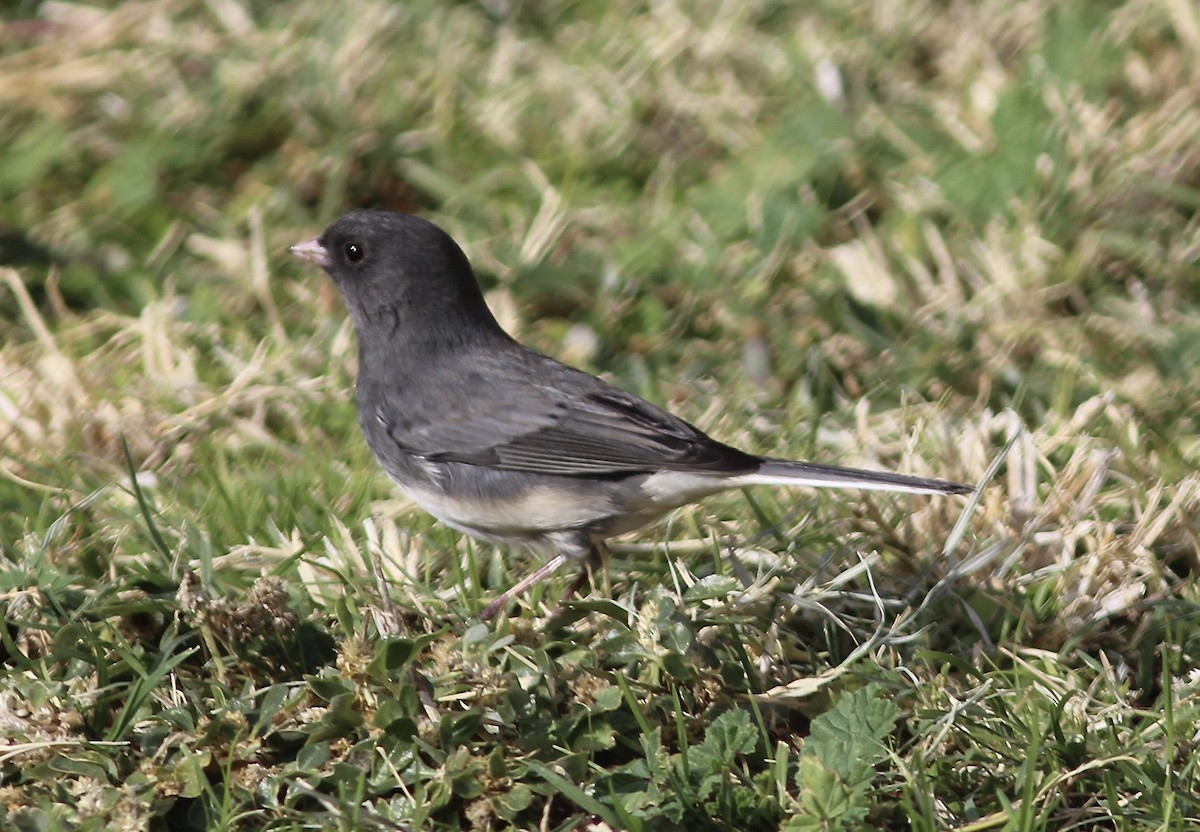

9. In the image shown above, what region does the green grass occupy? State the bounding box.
[2,0,1199,829]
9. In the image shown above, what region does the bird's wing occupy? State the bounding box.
[371,359,758,477]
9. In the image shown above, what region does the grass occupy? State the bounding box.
[2,0,1199,829]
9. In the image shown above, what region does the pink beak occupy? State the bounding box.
[289,237,331,269]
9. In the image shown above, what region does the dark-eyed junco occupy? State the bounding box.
[290,210,971,618]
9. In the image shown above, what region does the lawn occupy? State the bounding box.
[1,1,1199,829]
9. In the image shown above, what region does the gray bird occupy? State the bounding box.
[290,210,971,619]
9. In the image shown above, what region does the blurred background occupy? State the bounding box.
[2,1,1199,829]
[4,0,1197,439]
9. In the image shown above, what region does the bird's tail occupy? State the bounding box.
[745,458,972,496]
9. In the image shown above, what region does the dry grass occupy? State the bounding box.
[2,0,1199,829]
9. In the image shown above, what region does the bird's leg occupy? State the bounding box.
[551,540,608,614]
[477,554,570,621]
[558,540,605,602]
[598,539,611,598]
[558,562,591,606]
[478,532,597,621]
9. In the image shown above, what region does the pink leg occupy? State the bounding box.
[478,553,572,621]
[558,564,591,605]
[552,540,608,612]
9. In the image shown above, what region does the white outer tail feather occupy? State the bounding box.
[637,459,971,514]
[744,458,972,496]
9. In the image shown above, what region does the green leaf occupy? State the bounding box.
[571,717,616,753]
[526,759,622,828]
[374,697,416,736]
[173,750,210,800]
[327,692,364,728]
[369,637,416,677]
[804,685,899,790]
[640,727,669,781]
[45,753,115,782]
[698,708,758,767]
[380,716,418,743]
[253,684,290,736]
[789,756,862,829]
[306,675,353,702]
[440,711,483,747]
[296,742,330,771]
[492,783,534,820]
[461,622,491,645]
[683,574,742,602]
[593,685,624,712]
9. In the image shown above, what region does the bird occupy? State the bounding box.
[289,210,971,619]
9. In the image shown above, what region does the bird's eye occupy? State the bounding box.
[344,241,367,263]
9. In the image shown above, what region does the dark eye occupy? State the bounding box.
[344,241,367,263]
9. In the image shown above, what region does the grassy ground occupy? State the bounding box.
[2,0,1199,829]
